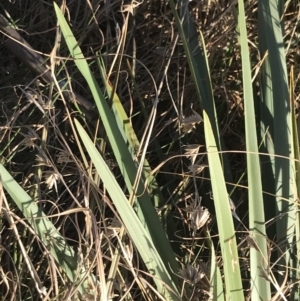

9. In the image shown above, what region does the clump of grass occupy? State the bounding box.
[0,0,300,300]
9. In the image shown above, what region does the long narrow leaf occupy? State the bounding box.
[0,164,90,296]
[169,0,234,197]
[237,0,271,299]
[74,119,181,301]
[203,110,244,300]
[97,60,164,208]
[258,0,295,290]
[290,67,300,299]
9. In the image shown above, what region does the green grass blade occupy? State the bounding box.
[169,0,234,193]
[290,68,300,299]
[258,0,295,290]
[169,0,219,140]
[237,0,271,299]
[0,164,90,296]
[97,59,164,208]
[203,110,244,300]
[74,119,181,300]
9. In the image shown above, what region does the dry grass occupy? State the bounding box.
[0,0,299,300]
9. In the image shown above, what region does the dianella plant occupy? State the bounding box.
[0,0,299,300]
